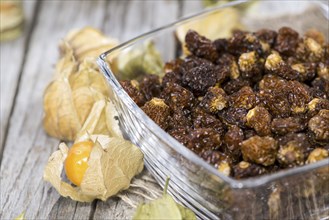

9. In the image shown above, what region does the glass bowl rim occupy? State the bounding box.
[97,0,329,189]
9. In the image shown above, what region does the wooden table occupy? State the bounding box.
[0,1,204,219]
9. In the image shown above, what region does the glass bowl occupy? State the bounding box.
[98,1,329,219]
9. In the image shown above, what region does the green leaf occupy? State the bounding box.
[133,178,196,220]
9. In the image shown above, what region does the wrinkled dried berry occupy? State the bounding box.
[223,78,251,95]
[296,37,324,62]
[259,89,290,117]
[168,109,192,130]
[120,80,146,106]
[307,98,329,117]
[168,127,190,146]
[265,53,298,80]
[182,63,217,96]
[139,74,162,101]
[162,71,182,86]
[219,107,248,128]
[142,98,171,130]
[185,29,219,62]
[233,161,266,179]
[311,77,329,99]
[255,29,277,47]
[216,53,240,80]
[201,150,231,175]
[277,140,305,167]
[223,125,244,163]
[278,133,313,155]
[238,51,263,81]
[164,58,184,73]
[241,136,278,166]
[246,106,272,136]
[305,29,325,45]
[317,62,329,81]
[308,109,329,142]
[291,62,317,82]
[186,128,222,154]
[229,86,257,110]
[228,31,263,56]
[161,82,195,110]
[287,80,312,114]
[274,27,299,56]
[192,107,225,135]
[200,87,228,114]
[271,117,306,135]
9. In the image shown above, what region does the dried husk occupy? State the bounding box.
[0,0,24,41]
[43,135,144,202]
[115,41,164,80]
[43,27,119,141]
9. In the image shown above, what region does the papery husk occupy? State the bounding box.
[62,27,119,62]
[115,41,164,80]
[0,0,24,41]
[43,135,144,202]
[175,7,243,55]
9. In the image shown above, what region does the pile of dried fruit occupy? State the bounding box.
[122,27,329,179]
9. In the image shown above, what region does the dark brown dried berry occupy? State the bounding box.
[186,128,222,154]
[296,37,324,62]
[200,87,228,114]
[233,161,266,179]
[192,107,225,135]
[168,127,190,146]
[307,98,329,117]
[278,133,313,155]
[229,86,257,110]
[223,125,244,163]
[258,74,287,91]
[120,80,146,106]
[271,117,306,135]
[241,136,278,166]
[265,53,298,80]
[164,58,184,73]
[308,109,329,142]
[216,53,240,80]
[161,82,195,110]
[219,107,248,128]
[213,38,229,53]
[274,27,299,56]
[162,71,182,86]
[185,29,219,62]
[291,62,317,82]
[223,78,251,95]
[238,51,263,81]
[201,150,231,175]
[287,80,312,114]
[246,106,272,136]
[259,88,290,118]
[168,109,192,130]
[255,29,277,47]
[182,63,217,96]
[141,98,170,130]
[139,74,162,101]
[311,77,329,99]
[228,31,263,56]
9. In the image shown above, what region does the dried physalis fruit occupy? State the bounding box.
[176,7,243,54]
[43,135,144,202]
[62,27,118,62]
[133,178,196,220]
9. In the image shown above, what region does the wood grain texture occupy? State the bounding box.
[0,1,204,219]
[0,0,38,157]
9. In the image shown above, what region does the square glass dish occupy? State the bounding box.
[98,1,329,219]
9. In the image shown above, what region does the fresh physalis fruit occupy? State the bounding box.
[133,178,196,220]
[65,141,93,186]
[43,135,144,202]
[176,8,243,54]
[115,41,164,80]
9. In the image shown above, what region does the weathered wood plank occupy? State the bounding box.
[0,0,38,158]
[0,1,110,219]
